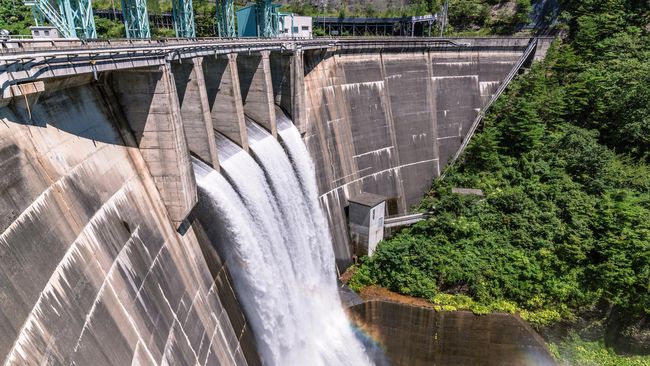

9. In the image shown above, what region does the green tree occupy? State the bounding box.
[0,0,33,35]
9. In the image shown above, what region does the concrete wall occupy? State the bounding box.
[301,40,538,269]
[0,78,258,365]
[108,65,197,228]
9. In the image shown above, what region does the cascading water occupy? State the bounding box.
[193,119,373,365]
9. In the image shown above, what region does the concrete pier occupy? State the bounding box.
[237,51,277,137]
[203,54,249,151]
[108,65,197,227]
[172,58,220,170]
[291,49,307,134]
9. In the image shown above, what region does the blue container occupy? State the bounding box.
[237,5,258,37]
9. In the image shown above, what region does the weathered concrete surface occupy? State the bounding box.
[108,65,197,228]
[302,40,540,269]
[172,58,220,169]
[203,54,249,151]
[237,51,277,137]
[350,301,556,366]
[0,79,257,365]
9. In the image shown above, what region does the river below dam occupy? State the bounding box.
[350,300,556,366]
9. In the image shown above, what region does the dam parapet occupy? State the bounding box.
[0,36,553,364]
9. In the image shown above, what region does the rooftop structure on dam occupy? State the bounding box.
[0,35,553,364]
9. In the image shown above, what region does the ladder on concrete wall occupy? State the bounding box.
[25,0,97,39]
[442,38,539,178]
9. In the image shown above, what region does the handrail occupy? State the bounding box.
[441,38,538,179]
[383,212,429,228]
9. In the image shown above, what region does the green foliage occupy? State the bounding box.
[447,0,491,31]
[445,0,532,34]
[351,0,650,333]
[94,16,125,38]
[0,0,34,35]
[549,334,650,366]
[194,2,217,37]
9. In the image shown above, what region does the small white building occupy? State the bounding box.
[348,192,386,257]
[280,15,312,38]
[30,26,60,39]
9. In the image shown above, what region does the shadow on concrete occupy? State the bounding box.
[236,54,262,103]
[105,71,160,147]
[202,58,228,111]
[172,62,194,109]
[269,53,294,115]
[1,81,136,147]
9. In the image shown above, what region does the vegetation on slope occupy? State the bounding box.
[282,0,534,35]
[0,0,33,35]
[0,0,533,38]
[548,334,650,366]
[350,0,650,358]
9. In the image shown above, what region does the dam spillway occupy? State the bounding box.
[193,119,371,365]
[0,37,552,364]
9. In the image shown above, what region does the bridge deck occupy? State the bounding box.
[0,36,552,99]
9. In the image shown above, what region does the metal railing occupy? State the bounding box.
[384,212,429,228]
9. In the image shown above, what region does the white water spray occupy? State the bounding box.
[193,122,372,366]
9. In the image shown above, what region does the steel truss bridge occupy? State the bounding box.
[23,0,275,39]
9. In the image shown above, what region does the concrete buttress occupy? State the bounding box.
[237,51,277,137]
[292,49,307,134]
[108,64,197,228]
[203,53,249,151]
[172,57,220,170]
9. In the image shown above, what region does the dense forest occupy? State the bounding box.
[0,0,533,37]
[349,0,650,363]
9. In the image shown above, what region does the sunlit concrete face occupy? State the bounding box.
[0,78,257,366]
[301,40,544,270]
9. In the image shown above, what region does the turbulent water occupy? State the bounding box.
[193,119,372,365]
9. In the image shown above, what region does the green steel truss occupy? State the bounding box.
[25,0,97,39]
[121,0,150,38]
[172,0,195,38]
[216,0,235,37]
[255,0,281,37]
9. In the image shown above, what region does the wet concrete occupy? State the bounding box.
[350,301,556,366]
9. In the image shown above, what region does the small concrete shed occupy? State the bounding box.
[348,192,386,257]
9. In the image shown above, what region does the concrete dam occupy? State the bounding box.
[0,37,551,365]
